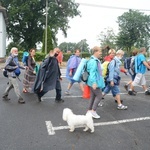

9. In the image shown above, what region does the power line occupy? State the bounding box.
[78,2,150,12]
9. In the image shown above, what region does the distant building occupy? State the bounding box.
[0,5,7,62]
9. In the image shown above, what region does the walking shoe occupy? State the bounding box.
[145,90,150,95]
[98,100,104,107]
[128,91,136,96]
[91,111,100,119]
[55,99,64,103]
[2,95,10,101]
[124,84,128,91]
[65,91,70,95]
[37,95,42,102]
[117,104,128,110]
[18,99,25,104]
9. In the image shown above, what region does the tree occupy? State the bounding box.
[98,27,117,49]
[0,0,80,50]
[116,9,150,53]
[42,26,53,54]
[59,39,90,53]
[75,39,90,52]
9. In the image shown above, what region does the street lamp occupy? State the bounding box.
[45,0,48,54]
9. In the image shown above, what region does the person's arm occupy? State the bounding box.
[143,61,150,69]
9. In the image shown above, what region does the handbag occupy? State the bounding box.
[3,69,8,77]
[81,71,89,82]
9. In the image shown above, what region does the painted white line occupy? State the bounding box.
[42,91,145,100]
[45,121,55,135]
[45,117,150,135]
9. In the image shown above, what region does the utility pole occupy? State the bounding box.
[45,0,48,54]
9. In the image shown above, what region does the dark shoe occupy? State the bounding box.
[18,99,25,104]
[145,91,150,95]
[37,95,42,102]
[55,99,64,103]
[124,84,128,91]
[115,100,123,103]
[128,91,136,96]
[2,95,10,101]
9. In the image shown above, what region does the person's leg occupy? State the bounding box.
[128,73,141,95]
[89,88,102,119]
[10,77,25,103]
[88,87,95,110]
[112,86,127,110]
[65,82,73,95]
[55,79,64,102]
[92,88,102,111]
[79,82,84,92]
[140,74,150,95]
[3,79,14,100]
[98,85,111,107]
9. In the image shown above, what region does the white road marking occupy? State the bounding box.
[42,91,145,100]
[45,117,150,135]
[45,121,55,135]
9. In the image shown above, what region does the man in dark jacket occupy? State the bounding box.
[33,48,64,103]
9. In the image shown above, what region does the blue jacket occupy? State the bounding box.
[107,56,121,82]
[86,55,105,89]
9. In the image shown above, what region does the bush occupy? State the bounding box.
[63,52,91,61]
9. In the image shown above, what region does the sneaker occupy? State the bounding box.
[124,84,128,91]
[145,90,150,95]
[18,99,25,104]
[117,104,128,110]
[65,91,70,95]
[98,100,104,107]
[2,95,10,101]
[55,99,64,103]
[91,111,100,119]
[128,91,136,96]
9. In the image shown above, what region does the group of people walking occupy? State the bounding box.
[2,46,150,120]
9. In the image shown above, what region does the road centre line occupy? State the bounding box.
[45,117,150,135]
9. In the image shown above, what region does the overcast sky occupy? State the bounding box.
[57,0,150,48]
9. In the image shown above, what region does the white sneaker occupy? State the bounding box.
[91,111,100,119]
[65,91,70,95]
[117,104,128,110]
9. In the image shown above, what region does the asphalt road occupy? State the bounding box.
[0,68,150,150]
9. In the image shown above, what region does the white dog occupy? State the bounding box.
[62,108,94,133]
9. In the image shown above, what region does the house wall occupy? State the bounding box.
[0,12,6,59]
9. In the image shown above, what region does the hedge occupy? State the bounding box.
[18,51,91,62]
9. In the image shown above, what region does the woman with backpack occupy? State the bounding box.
[86,46,105,119]
[22,48,37,93]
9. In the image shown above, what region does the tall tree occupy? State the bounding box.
[98,27,117,49]
[59,39,90,53]
[116,9,150,53]
[0,0,80,50]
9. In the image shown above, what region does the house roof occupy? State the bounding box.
[0,6,8,25]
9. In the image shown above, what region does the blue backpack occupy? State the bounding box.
[22,51,29,66]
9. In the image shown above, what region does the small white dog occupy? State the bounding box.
[62,108,94,133]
